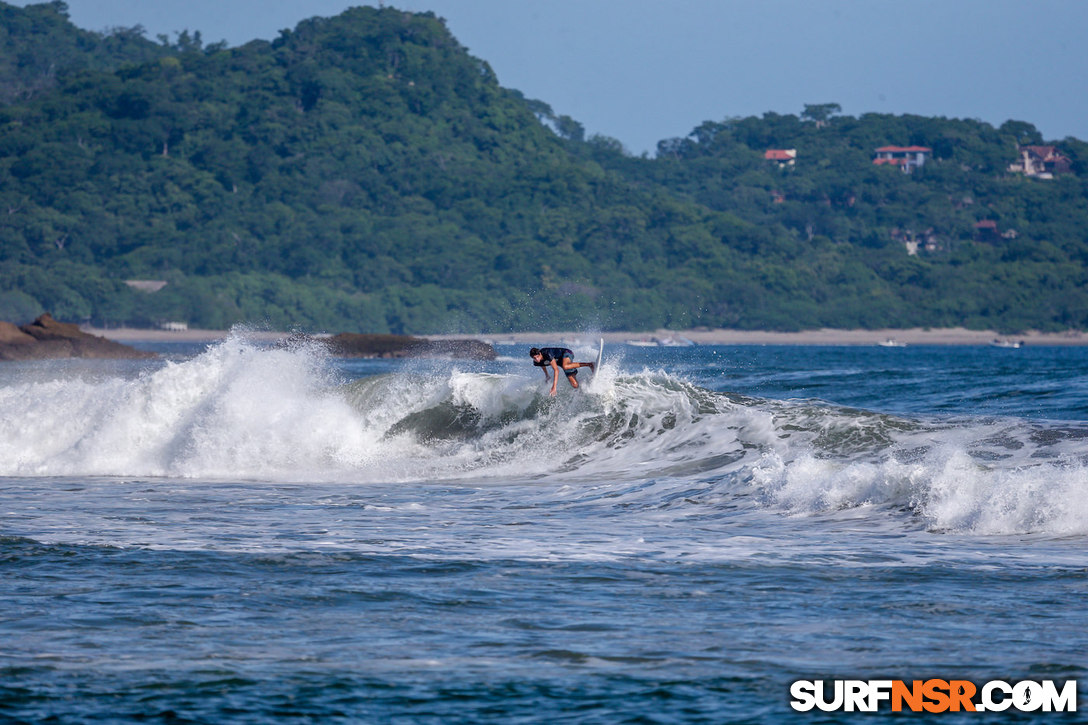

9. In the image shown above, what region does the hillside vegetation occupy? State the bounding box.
[0,0,170,103]
[1,1,1087,333]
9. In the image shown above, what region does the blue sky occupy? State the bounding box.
[19,0,1088,155]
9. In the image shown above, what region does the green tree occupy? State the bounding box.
[801,102,842,124]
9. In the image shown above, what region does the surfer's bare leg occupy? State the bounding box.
[559,358,594,388]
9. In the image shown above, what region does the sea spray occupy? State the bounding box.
[0,335,374,478]
[2,335,1088,535]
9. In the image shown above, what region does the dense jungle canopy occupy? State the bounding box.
[2,1,1087,333]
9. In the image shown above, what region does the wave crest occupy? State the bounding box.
[2,335,1087,535]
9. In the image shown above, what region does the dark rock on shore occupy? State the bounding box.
[319,333,495,360]
[0,313,157,361]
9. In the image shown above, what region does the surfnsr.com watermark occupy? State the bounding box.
[790,679,1077,713]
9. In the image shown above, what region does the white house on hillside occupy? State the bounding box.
[872,145,931,173]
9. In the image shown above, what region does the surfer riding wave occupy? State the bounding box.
[529,346,595,395]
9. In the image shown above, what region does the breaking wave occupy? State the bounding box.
[2,334,1087,536]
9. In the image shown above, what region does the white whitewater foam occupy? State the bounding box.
[750,444,1088,536]
[0,336,376,478]
[2,335,1088,536]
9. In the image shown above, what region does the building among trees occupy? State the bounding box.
[872,146,932,173]
[1009,145,1072,178]
[764,149,797,167]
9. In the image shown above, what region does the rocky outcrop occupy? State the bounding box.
[0,321,35,346]
[0,313,157,361]
[318,333,495,360]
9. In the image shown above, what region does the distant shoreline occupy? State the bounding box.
[81,326,1088,346]
[81,327,295,343]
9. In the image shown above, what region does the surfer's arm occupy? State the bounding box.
[549,360,560,395]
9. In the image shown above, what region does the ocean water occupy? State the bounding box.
[1,336,1086,723]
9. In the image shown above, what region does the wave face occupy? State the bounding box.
[2,335,1087,536]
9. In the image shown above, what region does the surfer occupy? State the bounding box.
[529,347,595,395]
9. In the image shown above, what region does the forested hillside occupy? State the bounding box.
[589,111,1088,330]
[1,2,1087,333]
[0,0,169,103]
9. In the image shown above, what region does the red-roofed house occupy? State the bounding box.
[764,149,797,167]
[872,145,932,173]
[1009,145,1072,178]
[975,219,999,242]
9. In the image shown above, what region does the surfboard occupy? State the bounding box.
[593,337,604,374]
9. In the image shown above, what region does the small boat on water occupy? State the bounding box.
[991,339,1024,349]
[878,339,907,347]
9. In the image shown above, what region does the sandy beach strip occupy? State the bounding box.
[80,327,296,343]
[475,328,1087,347]
[81,326,1088,346]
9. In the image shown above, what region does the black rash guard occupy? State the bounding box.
[533,347,577,377]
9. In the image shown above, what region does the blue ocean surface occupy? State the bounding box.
[1,336,1086,723]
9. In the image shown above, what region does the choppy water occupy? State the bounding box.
[1,336,1086,722]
